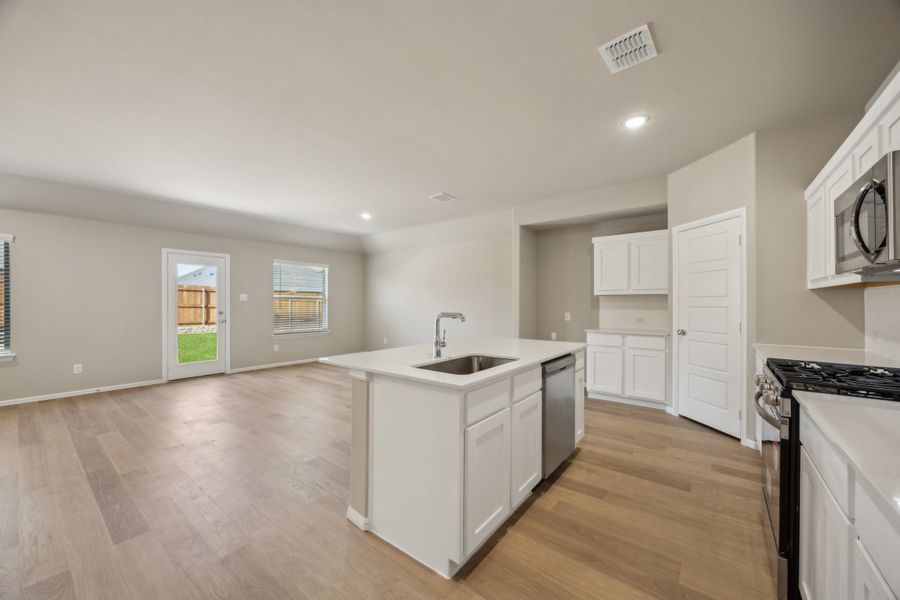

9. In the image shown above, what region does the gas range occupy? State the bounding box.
[766,358,900,401]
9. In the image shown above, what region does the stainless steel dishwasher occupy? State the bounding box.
[541,354,576,478]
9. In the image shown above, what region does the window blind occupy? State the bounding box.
[273,261,328,335]
[0,238,9,352]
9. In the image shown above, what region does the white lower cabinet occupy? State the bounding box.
[575,368,585,444]
[854,540,896,600]
[465,407,511,555]
[510,391,542,508]
[587,345,623,395]
[799,447,852,600]
[624,348,666,402]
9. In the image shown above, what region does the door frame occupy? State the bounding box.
[161,248,232,381]
[670,207,750,446]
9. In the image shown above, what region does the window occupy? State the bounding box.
[0,235,10,355]
[273,260,328,335]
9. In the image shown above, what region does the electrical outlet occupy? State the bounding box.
[239,293,248,302]
[383,338,388,346]
[273,344,279,352]
[564,312,571,322]
[635,316,646,324]
[550,332,557,341]
[73,363,83,374]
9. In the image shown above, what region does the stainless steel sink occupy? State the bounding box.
[414,354,517,375]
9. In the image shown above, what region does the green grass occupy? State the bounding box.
[178,332,217,363]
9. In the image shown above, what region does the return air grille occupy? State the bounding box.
[429,192,456,202]
[598,24,658,74]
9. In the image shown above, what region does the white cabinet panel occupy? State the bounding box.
[807,189,827,283]
[852,126,883,176]
[884,99,900,153]
[465,407,511,555]
[510,392,541,508]
[624,348,666,402]
[593,241,629,293]
[629,236,668,292]
[799,448,852,600]
[854,480,900,596]
[586,346,622,395]
[853,540,896,600]
[575,368,584,444]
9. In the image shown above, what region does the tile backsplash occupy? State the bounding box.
[865,285,900,359]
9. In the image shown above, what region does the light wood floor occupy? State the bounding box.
[0,363,775,599]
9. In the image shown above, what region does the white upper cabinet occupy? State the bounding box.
[805,68,900,288]
[593,230,668,295]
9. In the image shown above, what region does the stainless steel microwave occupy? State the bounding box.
[834,151,900,275]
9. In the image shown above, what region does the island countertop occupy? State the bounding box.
[320,337,585,390]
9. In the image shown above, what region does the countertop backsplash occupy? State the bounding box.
[865,285,900,359]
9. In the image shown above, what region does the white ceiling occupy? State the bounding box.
[0,1,898,235]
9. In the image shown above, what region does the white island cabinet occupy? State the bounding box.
[321,337,585,578]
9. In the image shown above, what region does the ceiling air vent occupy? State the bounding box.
[598,24,657,74]
[429,192,456,202]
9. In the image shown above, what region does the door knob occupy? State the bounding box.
[676,329,686,336]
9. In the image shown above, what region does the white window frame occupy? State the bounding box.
[272,259,330,338]
[0,233,14,361]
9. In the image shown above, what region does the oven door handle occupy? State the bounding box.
[754,390,781,430]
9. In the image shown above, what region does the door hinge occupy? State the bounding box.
[738,234,742,246]
[739,320,742,334]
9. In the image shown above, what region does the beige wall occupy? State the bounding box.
[533,212,669,342]
[0,207,365,402]
[517,227,537,339]
[363,212,514,349]
[755,110,865,347]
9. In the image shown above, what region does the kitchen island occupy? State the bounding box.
[320,337,586,578]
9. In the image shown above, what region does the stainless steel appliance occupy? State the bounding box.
[835,151,900,275]
[755,357,900,600]
[541,354,576,478]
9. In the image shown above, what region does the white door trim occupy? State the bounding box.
[670,207,749,445]
[161,248,231,381]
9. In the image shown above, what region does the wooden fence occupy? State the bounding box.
[177,285,216,326]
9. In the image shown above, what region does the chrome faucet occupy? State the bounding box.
[433,312,466,358]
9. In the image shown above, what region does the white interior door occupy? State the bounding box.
[674,213,743,438]
[166,251,227,380]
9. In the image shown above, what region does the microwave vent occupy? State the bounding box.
[598,24,658,74]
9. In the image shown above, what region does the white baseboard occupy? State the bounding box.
[228,358,318,374]
[0,379,166,408]
[588,392,668,411]
[346,506,370,531]
[741,438,759,451]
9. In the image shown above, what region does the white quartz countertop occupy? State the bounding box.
[754,343,900,368]
[586,327,669,337]
[320,337,586,390]
[795,391,900,529]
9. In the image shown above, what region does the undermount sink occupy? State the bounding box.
[414,354,517,375]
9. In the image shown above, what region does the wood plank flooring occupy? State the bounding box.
[0,363,775,599]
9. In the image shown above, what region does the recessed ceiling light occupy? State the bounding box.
[360,212,372,220]
[623,115,649,129]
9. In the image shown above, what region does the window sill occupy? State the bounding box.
[0,352,16,362]
[272,330,331,339]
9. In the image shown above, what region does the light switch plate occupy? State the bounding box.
[564,312,571,322]
[73,363,83,374]
[273,344,279,352]
[239,293,248,302]
[550,332,557,340]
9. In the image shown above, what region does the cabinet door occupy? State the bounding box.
[799,448,852,600]
[593,241,629,294]
[575,368,585,444]
[853,540,896,600]
[465,407,511,555]
[624,348,666,403]
[807,189,827,283]
[629,235,668,292]
[511,392,542,508]
[586,346,623,395]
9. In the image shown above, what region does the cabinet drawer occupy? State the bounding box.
[624,335,666,351]
[512,367,541,402]
[574,350,584,372]
[854,539,897,600]
[465,378,511,426]
[586,333,622,347]
[800,408,851,516]
[855,481,900,596]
